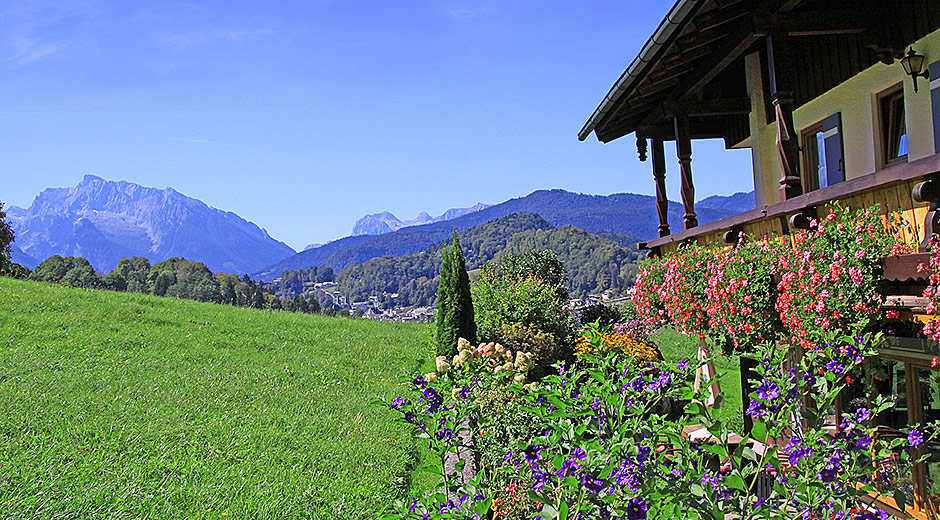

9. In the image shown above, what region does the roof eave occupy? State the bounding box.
[578,0,704,142]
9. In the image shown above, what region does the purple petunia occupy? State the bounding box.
[626,498,648,520]
[524,444,541,463]
[818,462,839,483]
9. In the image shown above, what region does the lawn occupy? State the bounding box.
[0,277,431,519]
[653,327,744,433]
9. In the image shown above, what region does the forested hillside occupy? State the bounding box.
[320,213,642,307]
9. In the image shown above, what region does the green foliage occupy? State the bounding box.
[0,201,16,275]
[472,250,576,376]
[578,302,623,329]
[435,232,476,358]
[274,266,335,299]
[333,213,641,308]
[107,256,152,294]
[29,255,102,289]
[0,277,429,518]
[148,258,221,302]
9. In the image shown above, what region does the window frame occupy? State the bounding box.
[877,83,908,168]
[800,120,826,193]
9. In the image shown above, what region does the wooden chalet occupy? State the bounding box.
[579,0,940,516]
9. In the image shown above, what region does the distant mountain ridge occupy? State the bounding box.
[9,175,296,274]
[253,189,754,280]
[352,203,490,236]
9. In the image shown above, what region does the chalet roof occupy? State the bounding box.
[579,0,940,146]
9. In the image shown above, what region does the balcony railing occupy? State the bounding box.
[640,153,940,257]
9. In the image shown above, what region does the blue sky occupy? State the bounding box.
[0,1,754,250]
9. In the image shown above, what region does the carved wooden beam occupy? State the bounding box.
[767,32,803,201]
[722,225,744,246]
[912,174,940,252]
[789,206,816,230]
[637,136,648,162]
[638,98,751,128]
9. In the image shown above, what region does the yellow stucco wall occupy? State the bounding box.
[745,29,940,207]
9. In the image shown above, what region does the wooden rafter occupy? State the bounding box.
[757,9,876,36]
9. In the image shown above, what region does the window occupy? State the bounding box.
[801,122,824,192]
[879,84,908,166]
[801,113,843,190]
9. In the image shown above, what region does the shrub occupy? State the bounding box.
[578,302,622,329]
[472,262,575,376]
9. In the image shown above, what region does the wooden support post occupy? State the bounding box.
[651,138,671,238]
[766,33,803,201]
[740,355,760,434]
[674,115,698,229]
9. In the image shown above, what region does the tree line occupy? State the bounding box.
[16,254,327,315]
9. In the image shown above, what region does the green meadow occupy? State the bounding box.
[0,277,431,519]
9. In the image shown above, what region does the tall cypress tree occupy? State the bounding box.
[435,232,476,357]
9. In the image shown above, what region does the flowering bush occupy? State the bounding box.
[659,244,714,338]
[704,237,781,353]
[378,204,934,519]
[472,259,577,377]
[575,324,660,365]
[921,238,940,341]
[775,205,900,350]
[632,256,668,328]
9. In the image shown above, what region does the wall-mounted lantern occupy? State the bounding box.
[900,47,929,93]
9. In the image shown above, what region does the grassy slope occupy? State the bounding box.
[0,278,431,519]
[653,328,744,432]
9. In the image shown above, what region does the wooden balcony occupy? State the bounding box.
[640,153,940,258]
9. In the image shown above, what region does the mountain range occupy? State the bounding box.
[8,175,296,274]
[352,203,490,236]
[252,189,754,280]
[6,176,753,280]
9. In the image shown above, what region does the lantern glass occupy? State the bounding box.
[901,48,925,76]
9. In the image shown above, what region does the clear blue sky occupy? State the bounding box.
[0,1,754,250]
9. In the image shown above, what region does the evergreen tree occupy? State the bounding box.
[435,232,476,357]
[0,201,17,277]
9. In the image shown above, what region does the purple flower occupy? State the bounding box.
[908,429,924,447]
[677,359,689,371]
[785,437,813,466]
[826,360,845,374]
[571,447,586,460]
[524,444,541,463]
[818,462,839,482]
[757,381,780,401]
[746,400,767,418]
[580,473,604,494]
[854,408,870,424]
[701,472,719,491]
[626,498,648,520]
